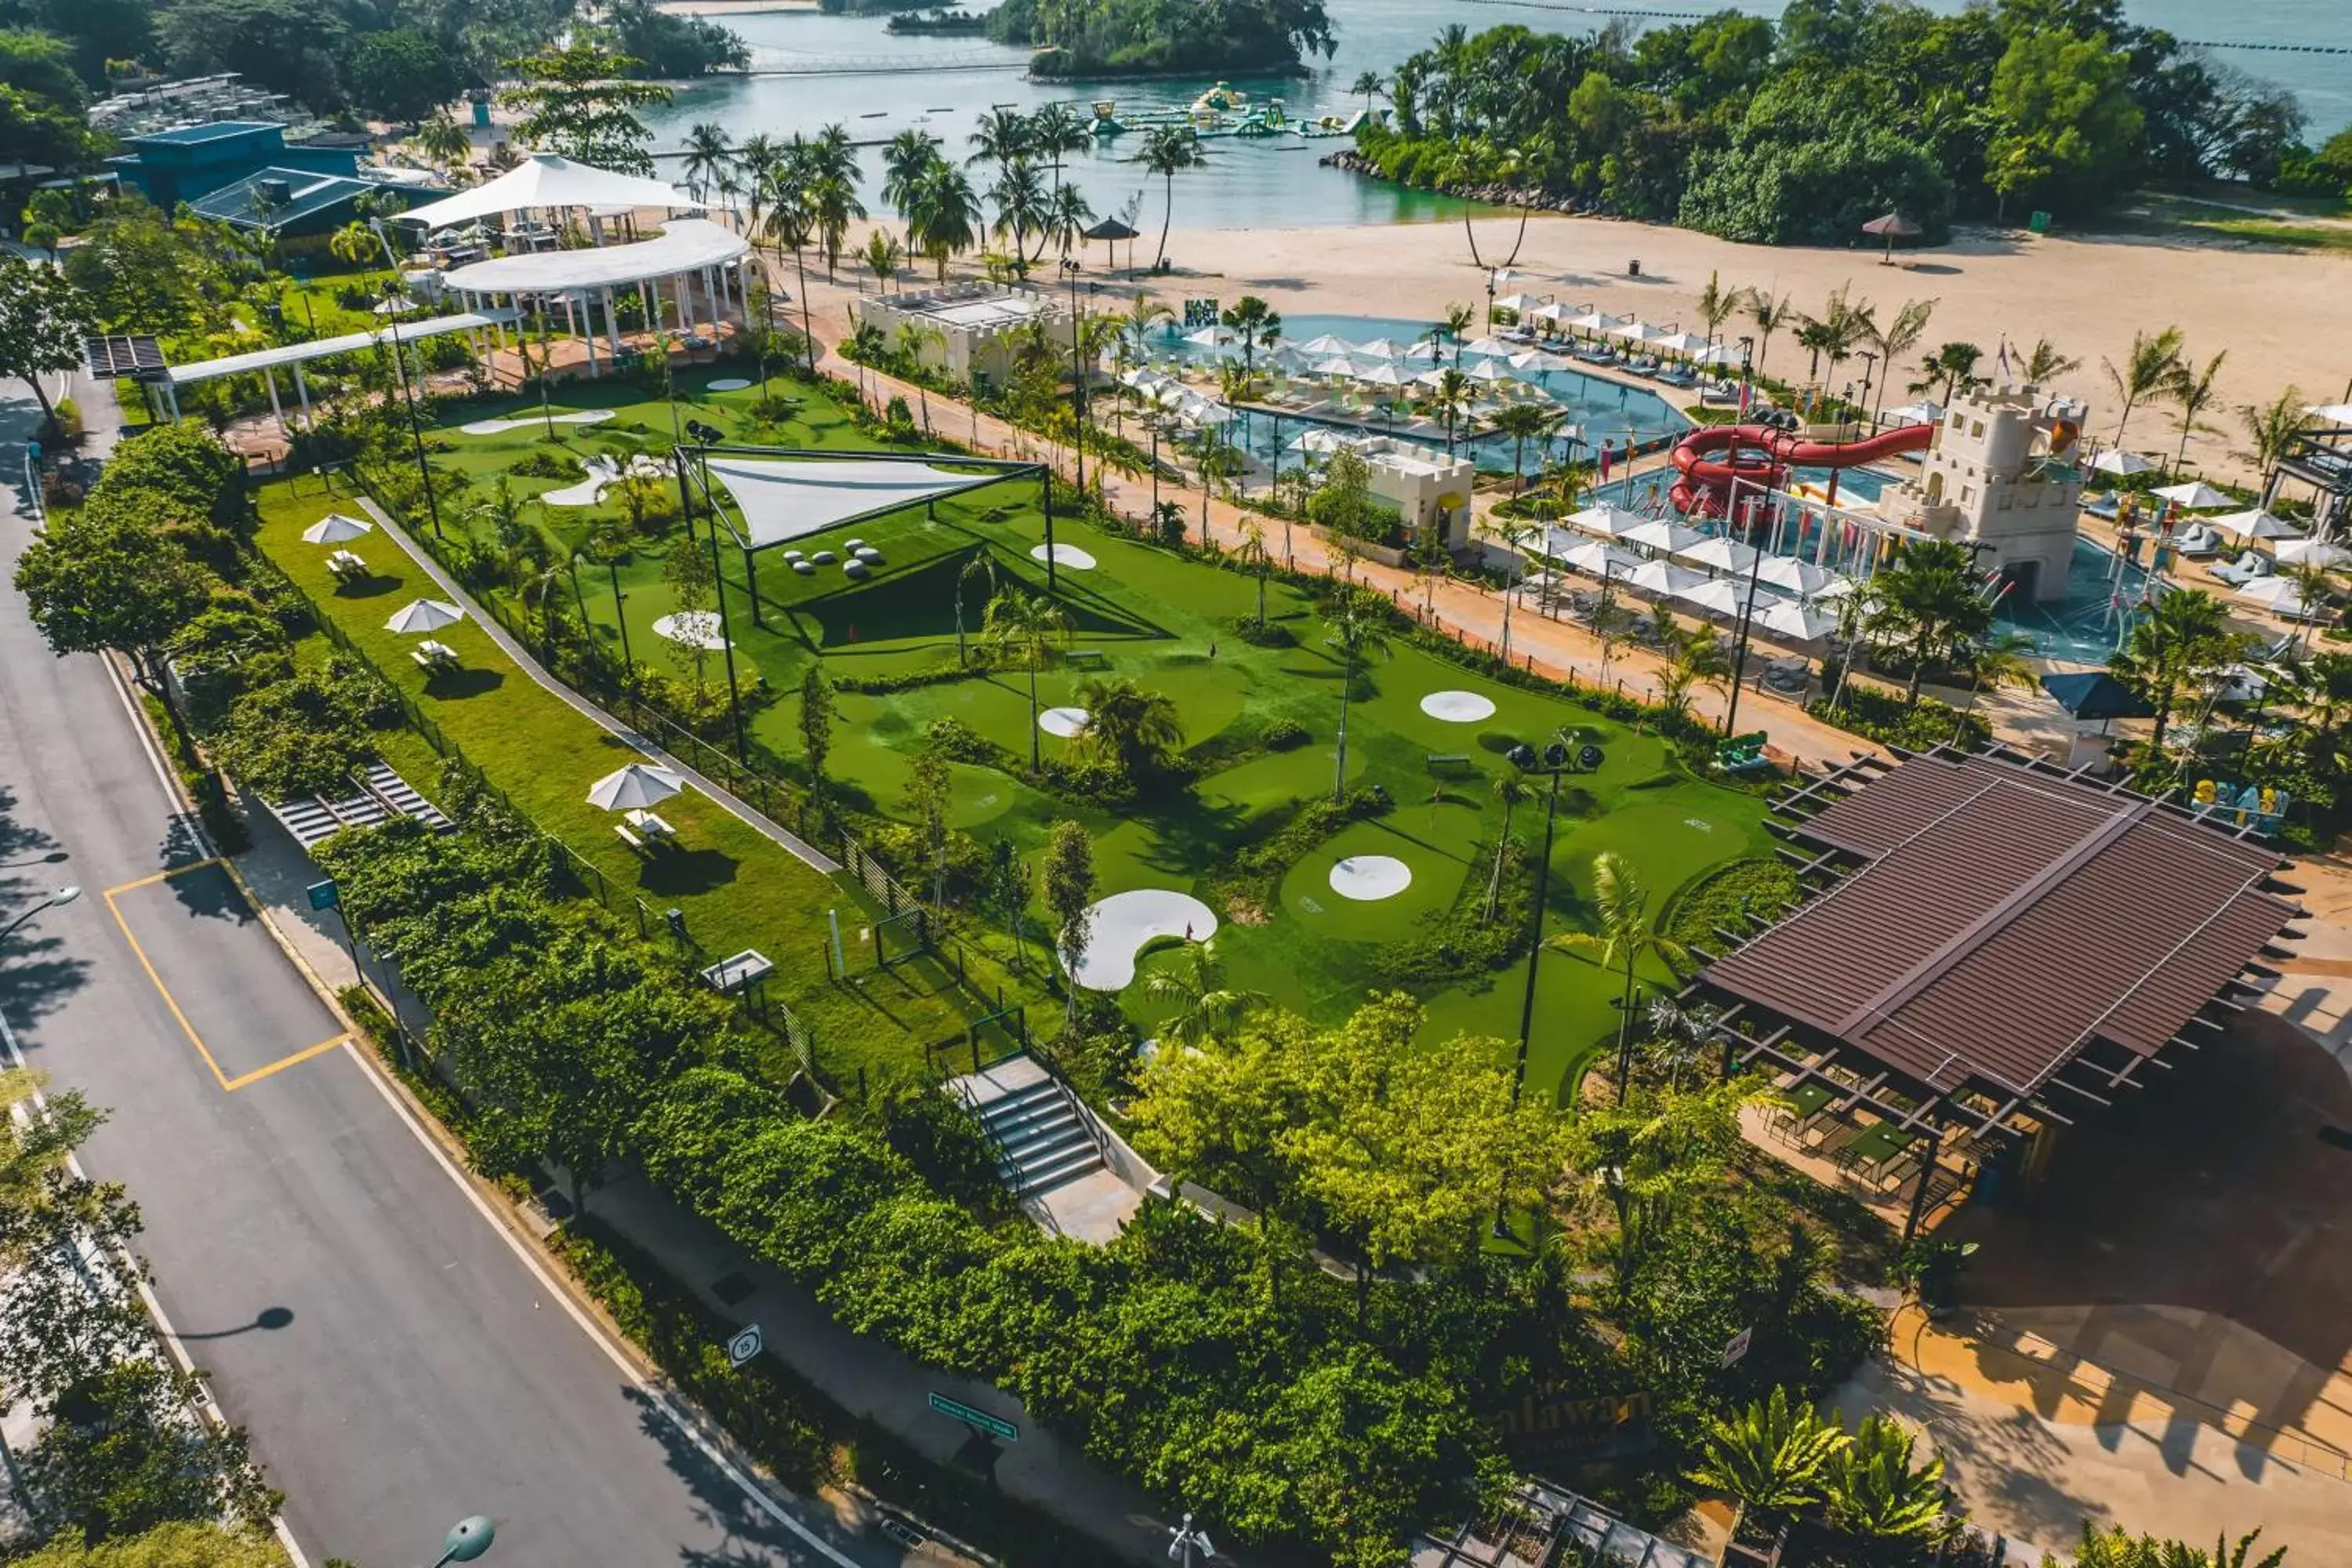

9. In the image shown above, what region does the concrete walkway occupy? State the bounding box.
[350,494,841,875]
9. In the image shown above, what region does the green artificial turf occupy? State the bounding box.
[281,368,1774,1105]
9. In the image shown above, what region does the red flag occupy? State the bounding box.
[1737,380,1752,416]
[1599,443,1613,481]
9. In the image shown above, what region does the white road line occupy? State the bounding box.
[96,648,861,1568]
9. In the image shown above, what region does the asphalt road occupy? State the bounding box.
[0,381,884,1568]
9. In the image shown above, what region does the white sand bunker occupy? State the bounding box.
[459,409,614,437]
[1039,706,1089,738]
[1329,855,1412,902]
[1420,690,1497,724]
[707,378,752,391]
[652,611,728,649]
[1069,890,1219,990]
[543,453,666,507]
[1032,543,1098,570]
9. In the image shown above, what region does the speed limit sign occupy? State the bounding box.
[727,1323,764,1367]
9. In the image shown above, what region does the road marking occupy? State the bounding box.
[102,878,236,1092]
[103,860,222,896]
[220,1034,350,1093]
[97,641,865,1566]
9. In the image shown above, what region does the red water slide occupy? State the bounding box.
[1668,421,1936,516]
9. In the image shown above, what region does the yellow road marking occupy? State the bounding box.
[103,863,343,1094]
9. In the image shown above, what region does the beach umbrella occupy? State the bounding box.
[1458,336,1514,358]
[1609,320,1663,344]
[1758,600,1842,641]
[1289,427,1353,454]
[1494,292,1544,314]
[1567,502,1648,539]
[1862,210,1922,262]
[1694,343,1746,367]
[2089,448,2158,477]
[1353,337,1408,359]
[1081,213,1139,270]
[1357,362,1412,387]
[2209,508,2305,541]
[1185,325,1235,348]
[1412,365,1451,388]
[586,762,684,811]
[1675,535,1759,573]
[384,598,465,634]
[1508,349,1570,372]
[1563,310,1617,332]
[1309,354,1357,377]
[1294,333,1355,358]
[2274,538,2351,568]
[1463,358,1509,385]
[1673,579,1748,617]
[1628,559,1703,597]
[2151,481,2234,510]
[1653,331,1711,357]
[1757,557,1842,597]
[2303,402,2352,426]
[302,512,376,544]
[1555,539,1640,578]
[1884,401,1943,427]
[1622,518,1704,555]
[1526,303,1571,324]
[2237,576,2325,617]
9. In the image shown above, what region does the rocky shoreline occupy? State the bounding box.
[1317,150,1611,216]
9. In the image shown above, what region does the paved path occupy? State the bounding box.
[0,375,888,1568]
[351,493,841,875]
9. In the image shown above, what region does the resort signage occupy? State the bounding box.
[1486,1386,1656,1463]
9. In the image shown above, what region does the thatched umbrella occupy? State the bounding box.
[1862,211,1922,264]
[1082,215,1141,274]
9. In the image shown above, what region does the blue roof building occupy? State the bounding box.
[187,168,418,238]
[108,121,365,210]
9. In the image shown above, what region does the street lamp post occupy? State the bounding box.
[1062,259,1087,503]
[1720,478,1770,736]
[1167,1512,1215,1568]
[0,887,80,948]
[429,1515,495,1568]
[1505,737,1579,1106]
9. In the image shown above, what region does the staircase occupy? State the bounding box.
[268,761,456,849]
[960,1060,1105,1196]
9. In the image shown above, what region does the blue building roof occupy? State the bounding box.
[188,169,409,234]
[127,120,283,148]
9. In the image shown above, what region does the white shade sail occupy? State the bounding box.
[442,219,748,296]
[1759,600,1842,641]
[384,598,464,633]
[2151,481,2234,509]
[587,763,684,811]
[401,153,698,231]
[2089,448,2158,476]
[1673,579,1748,616]
[706,456,1018,549]
[1675,535,1759,573]
[2208,508,2305,541]
[1757,557,1844,597]
[301,512,376,544]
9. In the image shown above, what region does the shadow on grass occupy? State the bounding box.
[637,848,741,898]
[422,667,507,701]
[332,575,401,600]
[1130,791,1251,880]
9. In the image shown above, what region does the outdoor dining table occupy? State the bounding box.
[1842,1123,1918,1173]
[625,808,677,842]
[1780,1082,1833,1120]
[412,639,460,673]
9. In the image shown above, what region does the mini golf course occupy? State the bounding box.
[316,368,1776,1104]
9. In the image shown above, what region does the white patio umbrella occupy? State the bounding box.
[1556,539,1640,578]
[1609,321,1664,345]
[1653,331,1711,356]
[384,598,465,634]
[1759,600,1843,641]
[2237,576,2326,618]
[1694,343,1746,367]
[1628,559,1703,597]
[1564,310,1617,332]
[1673,579,1748,617]
[1309,354,1358,377]
[1526,303,1572,325]
[1493,293,1544,314]
[2209,508,2305,541]
[1184,325,1236,348]
[1622,518,1704,555]
[1463,359,1509,385]
[1884,401,1943,427]
[2303,402,2352,425]
[302,512,376,544]
[1757,557,1843,597]
[1412,365,1452,388]
[2274,538,2351,568]
[1675,535,1759,573]
[1289,427,1354,454]
[1357,362,1412,387]
[1567,501,1649,539]
[1353,337,1409,359]
[1508,349,1570,372]
[2090,448,2158,477]
[1458,336,1515,358]
[1293,333,1355,358]
[2151,481,2234,510]
[586,762,684,811]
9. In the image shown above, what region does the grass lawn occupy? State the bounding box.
[293,368,1775,1107]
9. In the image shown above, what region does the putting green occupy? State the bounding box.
[1279,819,1465,942]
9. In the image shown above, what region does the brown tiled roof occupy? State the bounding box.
[1706,753,2294,1098]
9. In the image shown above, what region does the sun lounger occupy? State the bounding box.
[2212,550,2271,587]
[1656,368,1698,389]
[2082,492,2121,520]
[2172,523,2224,559]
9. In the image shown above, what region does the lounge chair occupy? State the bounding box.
[2172,522,2224,559]
[2212,550,2271,587]
[2082,492,2121,520]
[1656,368,1698,389]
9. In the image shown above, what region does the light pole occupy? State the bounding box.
[1062,258,1087,502]
[1167,1512,1214,1568]
[430,1515,495,1568]
[1505,737,1583,1106]
[0,886,79,947]
[1857,350,1879,425]
[1720,478,1769,736]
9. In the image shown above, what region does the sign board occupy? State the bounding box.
[1181,297,1220,328]
[1722,1327,1752,1369]
[307,880,339,912]
[928,1392,1018,1443]
[726,1323,763,1367]
[1486,1387,1655,1463]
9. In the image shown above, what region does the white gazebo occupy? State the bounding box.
[440,218,752,379]
[401,152,700,233]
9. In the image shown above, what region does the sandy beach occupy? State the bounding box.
[1100,212,2352,485]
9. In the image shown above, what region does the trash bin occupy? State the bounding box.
[2028,210,2052,234]
[1628,258,1642,277]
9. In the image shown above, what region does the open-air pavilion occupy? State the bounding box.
[1691,746,2306,1239]
[106,307,521,428]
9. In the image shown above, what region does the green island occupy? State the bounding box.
[988,0,1336,80]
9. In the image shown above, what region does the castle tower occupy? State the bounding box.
[1885,387,2087,604]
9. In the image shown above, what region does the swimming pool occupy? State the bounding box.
[1152,313,1689,477]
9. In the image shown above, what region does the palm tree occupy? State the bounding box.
[1481,514,1538,661]
[1820,1416,1958,1555]
[681,122,734,205]
[416,114,473,177]
[1073,675,1187,785]
[735,133,782,241]
[1696,270,1739,347]
[1962,630,2037,715]
[1237,517,1271,630]
[892,320,942,428]
[1143,940,1267,1049]
[2102,325,2184,447]
[1547,851,1692,1094]
[880,130,942,226]
[1133,126,1205,270]
[1867,298,1936,423]
[979,588,1072,771]
[1684,1388,1847,1545]
[806,175,863,282]
[760,187,818,372]
[2023,336,2081,384]
[1484,772,1530,920]
[328,220,379,281]
[1914,342,1982,405]
[1220,295,1280,378]
[1650,608,1730,721]
[967,106,1030,183]
[1349,71,1387,114]
[1488,402,1561,495]
[2164,348,2228,476]
[1743,288,1792,378]
[907,160,979,280]
[860,230,904,294]
[987,158,1047,264]
[2236,386,2307,485]
[1867,539,1994,706]
[1028,101,1093,203]
[2111,587,2238,752]
[1322,588,1392,802]
[1429,365,1473,455]
[953,548,996,666]
[1046,182,1094,260]
[1438,301,1475,353]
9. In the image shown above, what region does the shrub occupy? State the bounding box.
[510,450,588,481]
[1661,857,1802,950]
[1261,715,1308,750]
[1809,687,1987,751]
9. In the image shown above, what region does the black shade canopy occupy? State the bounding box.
[1081,216,1141,241]
[2042,670,2156,721]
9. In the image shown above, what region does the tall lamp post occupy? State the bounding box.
[430,1515,495,1568]
[1167,1512,1215,1568]
[0,887,79,948]
[1504,735,1600,1106]
[1061,258,1087,502]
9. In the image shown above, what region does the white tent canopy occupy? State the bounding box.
[705,456,1021,550]
[442,219,748,296]
[401,152,699,231]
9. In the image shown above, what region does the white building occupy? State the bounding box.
[1351,436,1479,550]
[1882,386,2088,603]
[857,282,1072,390]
